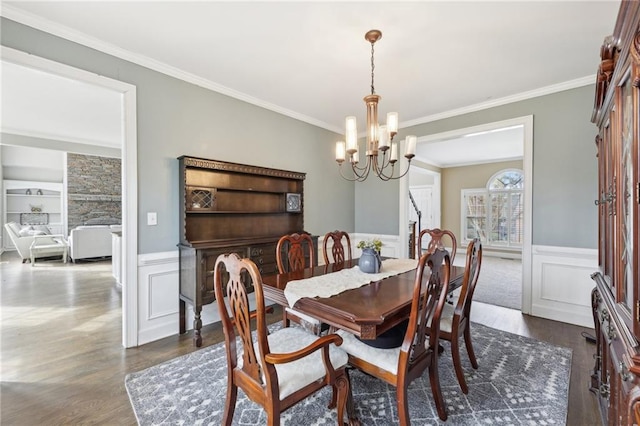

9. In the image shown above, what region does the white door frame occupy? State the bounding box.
[1,46,139,347]
[408,167,442,229]
[399,115,533,314]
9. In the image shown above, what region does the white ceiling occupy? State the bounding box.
[1,61,123,147]
[0,1,620,165]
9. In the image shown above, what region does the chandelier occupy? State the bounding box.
[335,29,416,182]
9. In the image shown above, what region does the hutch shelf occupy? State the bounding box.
[590,2,640,424]
[177,156,314,347]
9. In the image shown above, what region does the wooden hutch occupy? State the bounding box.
[590,2,640,424]
[178,156,314,346]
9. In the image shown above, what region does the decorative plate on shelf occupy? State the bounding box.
[286,193,301,212]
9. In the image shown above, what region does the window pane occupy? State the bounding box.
[490,193,509,244]
[510,193,524,245]
[464,192,486,241]
[489,170,524,189]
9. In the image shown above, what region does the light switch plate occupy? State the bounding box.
[147,212,157,226]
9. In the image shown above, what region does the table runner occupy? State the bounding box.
[283,258,418,307]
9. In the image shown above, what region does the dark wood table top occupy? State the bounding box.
[262,259,464,340]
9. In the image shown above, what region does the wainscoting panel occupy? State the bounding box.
[137,251,180,345]
[137,250,271,346]
[531,245,597,328]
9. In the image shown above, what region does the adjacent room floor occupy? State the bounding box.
[0,250,600,425]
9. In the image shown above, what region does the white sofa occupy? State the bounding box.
[4,221,67,264]
[68,225,121,262]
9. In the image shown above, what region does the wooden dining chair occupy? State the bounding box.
[418,228,457,264]
[322,230,352,265]
[214,252,354,426]
[336,248,451,423]
[435,238,482,394]
[276,232,323,334]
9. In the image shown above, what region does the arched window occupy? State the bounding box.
[461,169,524,248]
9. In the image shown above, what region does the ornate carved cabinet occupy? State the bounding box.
[590,2,640,424]
[177,156,314,346]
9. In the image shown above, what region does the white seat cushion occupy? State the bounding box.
[336,329,400,375]
[439,303,455,333]
[264,327,348,399]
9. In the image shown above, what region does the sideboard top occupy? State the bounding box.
[178,155,306,180]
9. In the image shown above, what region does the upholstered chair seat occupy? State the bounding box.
[336,331,403,375]
[262,326,348,399]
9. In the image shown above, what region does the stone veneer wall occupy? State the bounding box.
[67,153,121,230]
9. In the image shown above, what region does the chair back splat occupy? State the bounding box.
[336,248,451,423]
[418,228,457,264]
[277,233,324,333]
[322,230,352,265]
[214,253,355,426]
[276,232,315,274]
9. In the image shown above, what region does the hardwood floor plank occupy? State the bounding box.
[1,251,600,425]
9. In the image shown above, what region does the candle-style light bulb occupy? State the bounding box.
[405,135,417,158]
[378,125,389,150]
[336,141,346,163]
[345,116,358,154]
[387,112,398,136]
[390,142,398,163]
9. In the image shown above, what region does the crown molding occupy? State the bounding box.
[0,5,342,134]
[2,4,592,135]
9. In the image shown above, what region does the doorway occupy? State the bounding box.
[399,115,533,314]
[408,166,441,254]
[1,46,139,347]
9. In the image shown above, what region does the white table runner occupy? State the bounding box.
[283,258,418,308]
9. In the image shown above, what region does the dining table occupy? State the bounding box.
[261,257,465,340]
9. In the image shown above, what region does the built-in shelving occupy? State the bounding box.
[2,180,65,249]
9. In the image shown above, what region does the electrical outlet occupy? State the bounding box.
[147,212,157,226]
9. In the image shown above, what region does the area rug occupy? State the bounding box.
[126,323,571,425]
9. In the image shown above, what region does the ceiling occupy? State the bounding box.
[0,1,620,166]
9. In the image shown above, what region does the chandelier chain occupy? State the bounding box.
[370,41,375,95]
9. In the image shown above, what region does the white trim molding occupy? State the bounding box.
[530,245,598,328]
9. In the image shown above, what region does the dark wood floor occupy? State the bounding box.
[1,250,600,425]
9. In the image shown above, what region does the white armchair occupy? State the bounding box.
[4,222,67,264]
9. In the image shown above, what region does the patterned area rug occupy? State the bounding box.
[126,323,571,425]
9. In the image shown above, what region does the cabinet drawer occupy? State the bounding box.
[249,243,277,269]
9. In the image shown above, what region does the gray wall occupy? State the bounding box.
[1,18,355,254]
[356,86,598,249]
